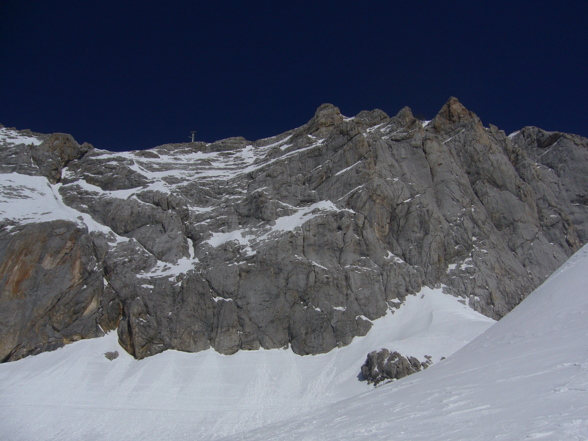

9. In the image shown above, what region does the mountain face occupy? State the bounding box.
[221,243,588,441]
[1,98,587,362]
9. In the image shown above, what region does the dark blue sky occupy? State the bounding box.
[1,1,587,151]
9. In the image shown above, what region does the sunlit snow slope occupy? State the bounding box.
[0,287,493,441]
[229,244,588,441]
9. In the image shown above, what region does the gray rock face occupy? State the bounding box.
[0,127,91,184]
[1,98,587,361]
[0,221,106,361]
[361,349,431,385]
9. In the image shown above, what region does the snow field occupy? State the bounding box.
[229,244,588,441]
[0,287,494,441]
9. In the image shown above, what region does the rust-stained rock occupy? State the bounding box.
[0,221,106,362]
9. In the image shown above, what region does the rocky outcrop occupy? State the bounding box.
[361,349,432,385]
[1,97,587,361]
[0,128,91,184]
[0,221,107,362]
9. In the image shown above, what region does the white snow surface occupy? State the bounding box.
[0,173,68,225]
[0,173,121,240]
[0,287,494,441]
[0,126,43,146]
[75,135,310,198]
[231,244,588,441]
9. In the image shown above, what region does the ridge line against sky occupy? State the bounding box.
[1,1,587,152]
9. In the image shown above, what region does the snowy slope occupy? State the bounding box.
[228,244,588,441]
[0,287,494,441]
[0,127,118,237]
[0,126,43,147]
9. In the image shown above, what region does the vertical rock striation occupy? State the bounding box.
[0,98,586,361]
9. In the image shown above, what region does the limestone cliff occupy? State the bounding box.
[0,98,586,361]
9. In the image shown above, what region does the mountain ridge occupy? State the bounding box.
[1,97,587,362]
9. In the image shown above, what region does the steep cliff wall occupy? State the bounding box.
[1,98,586,361]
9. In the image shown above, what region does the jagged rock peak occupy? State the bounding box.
[393,106,418,126]
[33,133,93,184]
[514,126,566,149]
[306,103,344,134]
[314,102,341,119]
[354,108,390,127]
[41,133,93,163]
[432,96,480,131]
[394,105,414,120]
